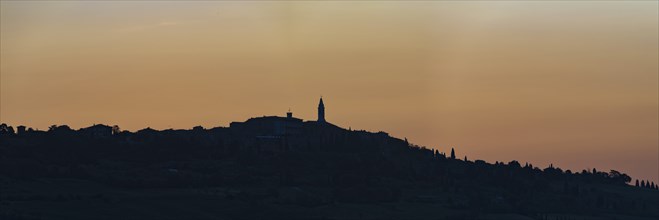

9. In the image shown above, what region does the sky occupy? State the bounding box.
[1,1,657,183]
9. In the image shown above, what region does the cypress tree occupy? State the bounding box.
[450,148,456,160]
[636,179,640,187]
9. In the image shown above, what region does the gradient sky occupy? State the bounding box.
[1,1,657,183]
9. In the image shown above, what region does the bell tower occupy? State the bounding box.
[318,97,326,123]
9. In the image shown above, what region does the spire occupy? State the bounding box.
[318,96,326,122]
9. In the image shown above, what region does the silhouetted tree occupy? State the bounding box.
[509,160,521,168]
[636,180,640,187]
[0,123,15,135]
[450,148,456,160]
[608,170,631,185]
[641,180,646,188]
[112,125,121,135]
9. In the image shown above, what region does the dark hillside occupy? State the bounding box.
[0,122,657,220]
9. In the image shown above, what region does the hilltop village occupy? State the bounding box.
[0,98,394,157]
[0,98,657,220]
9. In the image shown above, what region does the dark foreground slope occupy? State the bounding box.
[0,123,657,220]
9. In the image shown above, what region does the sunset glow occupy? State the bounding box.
[1,1,657,183]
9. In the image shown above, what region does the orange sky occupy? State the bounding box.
[1,1,657,183]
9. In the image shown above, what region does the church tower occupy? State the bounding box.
[318,97,326,123]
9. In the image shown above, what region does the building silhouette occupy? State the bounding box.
[224,97,337,155]
[80,124,113,138]
[318,97,326,123]
[16,125,26,136]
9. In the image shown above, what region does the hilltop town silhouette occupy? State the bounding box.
[1,98,658,220]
